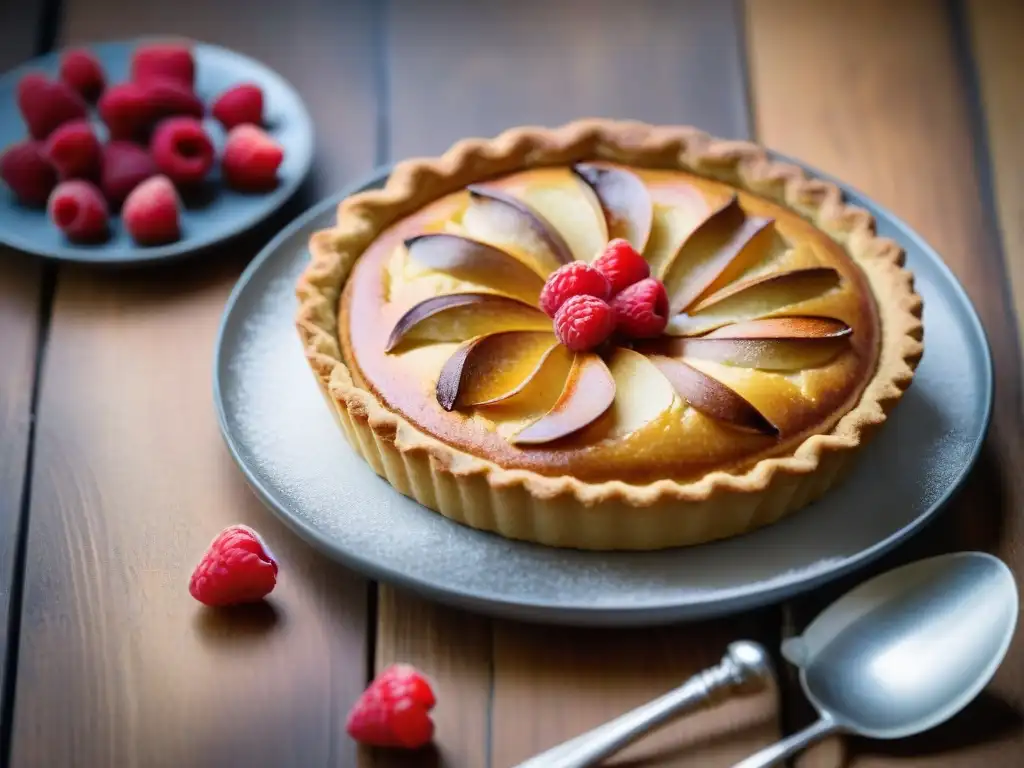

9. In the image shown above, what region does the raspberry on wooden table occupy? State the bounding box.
[1,140,57,206]
[346,664,436,749]
[212,83,264,130]
[144,78,204,122]
[99,82,156,141]
[16,72,88,140]
[59,48,106,102]
[47,180,109,243]
[123,175,182,246]
[592,238,651,295]
[188,524,278,607]
[131,43,195,87]
[100,141,156,206]
[554,294,616,351]
[151,117,214,186]
[221,124,284,192]
[44,120,102,180]
[538,261,611,317]
[610,277,670,339]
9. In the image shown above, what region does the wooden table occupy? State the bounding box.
[2,1,1022,766]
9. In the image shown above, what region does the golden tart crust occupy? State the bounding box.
[296,120,923,551]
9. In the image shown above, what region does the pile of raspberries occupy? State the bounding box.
[0,43,285,246]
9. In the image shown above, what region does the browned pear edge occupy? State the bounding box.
[385,292,545,352]
[471,341,563,406]
[509,353,615,445]
[404,232,551,283]
[705,316,852,340]
[689,266,841,314]
[295,119,924,525]
[645,354,780,436]
[466,183,574,266]
[572,162,653,252]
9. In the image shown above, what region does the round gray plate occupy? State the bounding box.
[214,162,993,627]
[0,39,313,264]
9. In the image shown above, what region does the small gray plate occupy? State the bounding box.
[214,162,993,627]
[0,39,313,264]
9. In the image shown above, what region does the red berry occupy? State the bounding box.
[1,140,57,206]
[98,82,155,141]
[592,238,651,295]
[44,120,101,180]
[47,180,109,243]
[346,664,436,749]
[188,524,277,607]
[554,294,616,352]
[212,83,264,129]
[221,124,284,191]
[16,72,88,140]
[539,261,611,318]
[143,78,204,122]
[59,48,105,102]
[610,278,670,339]
[123,175,182,246]
[131,43,195,87]
[101,141,157,206]
[151,117,214,186]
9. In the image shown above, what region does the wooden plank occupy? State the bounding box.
[0,0,49,751]
[746,1,1024,766]
[374,2,778,767]
[9,1,379,766]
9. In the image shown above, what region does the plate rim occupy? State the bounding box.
[212,158,994,625]
[0,37,314,265]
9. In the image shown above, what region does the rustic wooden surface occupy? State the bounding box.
[1,0,1022,766]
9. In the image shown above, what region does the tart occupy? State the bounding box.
[296,120,923,550]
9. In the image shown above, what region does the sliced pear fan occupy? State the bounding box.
[662,195,775,314]
[668,267,842,336]
[386,293,551,352]
[572,163,653,252]
[644,354,779,436]
[435,331,559,411]
[510,353,616,445]
[462,184,573,274]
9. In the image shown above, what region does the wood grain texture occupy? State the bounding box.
[747,1,1024,765]
[10,2,379,766]
[371,2,779,767]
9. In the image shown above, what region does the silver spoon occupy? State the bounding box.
[733,551,1018,768]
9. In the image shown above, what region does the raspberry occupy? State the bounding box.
[346,664,436,749]
[151,117,214,186]
[212,83,264,129]
[101,141,157,206]
[16,72,88,140]
[47,180,109,243]
[538,261,611,317]
[592,238,651,295]
[123,175,182,246]
[554,294,616,352]
[98,82,155,141]
[1,140,57,206]
[188,524,277,607]
[610,278,670,339]
[44,120,101,180]
[131,43,195,87]
[59,48,105,102]
[144,78,204,122]
[221,124,284,191]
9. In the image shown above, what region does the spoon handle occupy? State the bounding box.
[730,715,840,768]
[512,641,773,768]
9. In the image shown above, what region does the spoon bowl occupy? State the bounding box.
[735,552,1018,767]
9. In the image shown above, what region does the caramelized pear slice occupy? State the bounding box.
[386,293,551,352]
[646,182,713,277]
[462,184,573,274]
[405,233,548,295]
[601,347,677,439]
[510,353,615,445]
[662,196,775,314]
[435,331,559,410]
[573,163,653,252]
[706,316,852,340]
[645,355,779,436]
[668,267,842,336]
